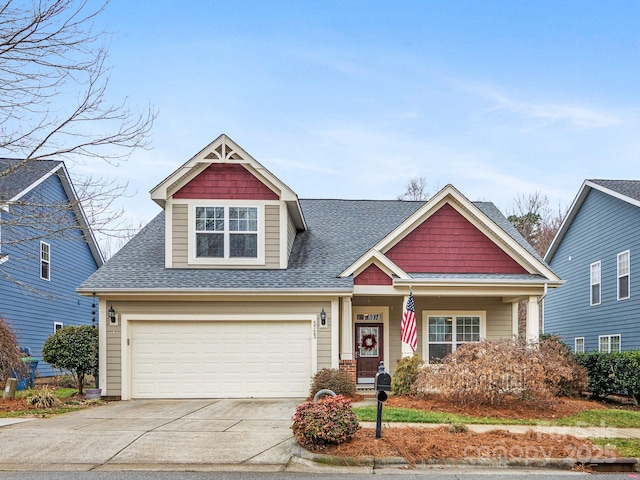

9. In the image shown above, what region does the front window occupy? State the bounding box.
[599,334,621,353]
[574,337,584,353]
[40,241,50,280]
[195,206,258,259]
[590,261,601,305]
[424,312,484,363]
[617,251,630,300]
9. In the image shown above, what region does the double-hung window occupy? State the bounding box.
[424,312,485,363]
[599,334,621,353]
[590,261,601,306]
[574,337,585,354]
[194,206,258,259]
[617,250,630,300]
[40,241,50,280]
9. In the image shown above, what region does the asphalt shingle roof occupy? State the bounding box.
[79,198,551,292]
[0,159,61,201]
[590,179,640,203]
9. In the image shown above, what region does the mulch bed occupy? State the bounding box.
[315,426,612,465]
[0,398,31,413]
[307,394,625,465]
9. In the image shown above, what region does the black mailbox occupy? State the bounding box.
[374,361,391,392]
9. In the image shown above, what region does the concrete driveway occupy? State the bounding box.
[0,398,303,472]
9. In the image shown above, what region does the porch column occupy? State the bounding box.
[339,297,356,383]
[340,297,353,360]
[511,302,519,337]
[401,294,414,358]
[525,295,540,344]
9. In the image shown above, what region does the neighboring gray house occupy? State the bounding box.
[544,180,640,353]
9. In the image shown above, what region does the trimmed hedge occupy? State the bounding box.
[309,368,356,399]
[575,350,640,405]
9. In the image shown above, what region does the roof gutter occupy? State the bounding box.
[77,287,355,297]
[393,278,565,287]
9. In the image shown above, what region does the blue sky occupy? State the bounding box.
[84,0,639,226]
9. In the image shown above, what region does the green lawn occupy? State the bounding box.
[591,438,640,458]
[353,405,640,428]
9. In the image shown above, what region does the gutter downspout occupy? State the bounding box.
[538,283,548,335]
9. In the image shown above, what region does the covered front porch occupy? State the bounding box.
[336,282,547,386]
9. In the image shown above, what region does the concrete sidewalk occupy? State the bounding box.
[359,421,640,439]
[0,398,302,472]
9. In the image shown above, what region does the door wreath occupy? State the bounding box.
[360,333,377,351]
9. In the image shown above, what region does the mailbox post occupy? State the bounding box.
[373,361,391,439]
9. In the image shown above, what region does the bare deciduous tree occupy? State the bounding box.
[398,176,429,201]
[0,0,154,266]
[507,191,566,257]
[508,192,567,336]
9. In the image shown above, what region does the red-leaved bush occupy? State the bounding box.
[291,395,359,449]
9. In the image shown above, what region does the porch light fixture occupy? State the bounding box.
[108,305,117,325]
[320,308,327,326]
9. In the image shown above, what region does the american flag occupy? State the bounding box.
[401,290,417,351]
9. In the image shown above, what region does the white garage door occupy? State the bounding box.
[130,320,311,398]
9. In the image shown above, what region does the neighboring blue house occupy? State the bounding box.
[544,179,640,353]
[0,159,103,377]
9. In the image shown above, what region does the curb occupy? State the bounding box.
[291,443,638,471]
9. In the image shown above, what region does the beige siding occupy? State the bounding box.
[264,205,280,268]
[172,204,189,267]
[415,297,512,340]
[105,322,122,396]
[102,299,332,398]
[287,214,296,258]
[387,297,406,374]
[170,203,281,269]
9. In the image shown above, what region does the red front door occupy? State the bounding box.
[355,323,383,384]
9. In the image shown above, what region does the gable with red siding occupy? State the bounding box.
[385,204,527,274]
[173,163,279,200]
[354,263,393,285]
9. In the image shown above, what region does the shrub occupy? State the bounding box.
[42,325,98,395]
[26,385,60,409]
[0,316,26,382]
[291,395,359,449]
[575,350,640,405]
[414,339,553,406]
[391,355,424,395]
[309,368,356,399]
[538,335,588,396]
[413,364,443,396]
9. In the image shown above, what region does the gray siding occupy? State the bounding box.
[545,189,640,352]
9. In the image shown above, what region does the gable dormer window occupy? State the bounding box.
[188,203,263,265]
[195,206,258,258]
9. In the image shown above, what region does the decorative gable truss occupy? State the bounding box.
[341,185,560,296]
[150,134,306,269]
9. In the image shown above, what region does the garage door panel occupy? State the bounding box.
[130,320,311,398]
